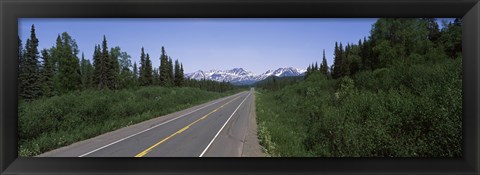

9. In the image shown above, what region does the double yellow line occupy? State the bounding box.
[134,94,243,157]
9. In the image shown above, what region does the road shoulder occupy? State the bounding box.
[241,90,266,157]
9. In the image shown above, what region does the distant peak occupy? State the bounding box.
[185,66,305,85]
[232,68,245,71]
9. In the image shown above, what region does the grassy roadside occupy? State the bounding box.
[255,76,336,157]
[19,86,244,157]
[255,58,462,157]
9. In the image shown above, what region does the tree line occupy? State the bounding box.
[18,25,233,101]
[254,76,304,91]
[304,18,462,80]
[255,18,463,157]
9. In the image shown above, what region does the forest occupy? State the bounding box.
[255,18,462,157]
[17,26,239,156]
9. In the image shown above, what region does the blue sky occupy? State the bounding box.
[18,18,452,74]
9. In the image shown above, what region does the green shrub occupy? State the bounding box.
[18,86,242,157]
[256,58,461,157]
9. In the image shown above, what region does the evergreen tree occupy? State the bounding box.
[332,42,343,79]
[174,59,182,86]
[153,68,160,85]
[80,52,88,88]
[18,36,25,96]
[133,61,138,82]
[144,53,153,85]
[20,25,42,100]
[314,61,319,71]
[92,44,103,88]
[340,43,350,76]
[305,65,311,79]
[139,47,146,86]
[41,49,54,97]
[80,52,94,89]
[167,56,174,86]
[361,37,371,70]
[179,63,185,86]
[159,46,168,86]
[101,35,115,89]
[18,36,23,70]
[320,49,329,76]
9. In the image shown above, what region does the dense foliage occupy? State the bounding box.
[18,87,242,156]
[255,18,462,157]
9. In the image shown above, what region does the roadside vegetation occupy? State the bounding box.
[19,87,241,156]
[255,18,462,157]
[18,25,241,156]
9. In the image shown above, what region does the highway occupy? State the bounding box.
[38,88,262,157]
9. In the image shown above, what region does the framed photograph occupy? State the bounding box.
[1,0,479,174]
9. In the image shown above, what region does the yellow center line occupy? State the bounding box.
[134,95,243,157]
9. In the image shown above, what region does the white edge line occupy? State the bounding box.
[199,91,251,157]
[78,92,245,157]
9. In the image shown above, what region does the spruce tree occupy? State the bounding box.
[133,61,138,82]
[339,43,350,76]
[305,65,311,79]
[139,47,146,86]
[18,36,23,70]
[80,52,88,89]
[174,59,181,86]
[41,49,55,97]
[18,36,24,97]
[167,56,174,86]
[179,63,184,86]
[101,35,115,89]
[332,42,343,79]
[80,52,94,89]
[92,44,103,88]
[144,53,153,85]
[320,49,329,76]
[153,68,160,85]
[361,37,372,70]
[20,25,42,100]
[159,46,168,86]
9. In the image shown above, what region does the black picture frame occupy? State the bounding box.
[1,0,479,174]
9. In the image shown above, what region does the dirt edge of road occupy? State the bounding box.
[241,90,266,157]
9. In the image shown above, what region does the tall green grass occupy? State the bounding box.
[256,58,462,157]
[19,86,241,157]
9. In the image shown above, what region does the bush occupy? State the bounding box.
[18,86,241,156]
[256,58,461,157]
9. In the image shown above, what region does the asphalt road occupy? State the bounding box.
[38,88,257,157]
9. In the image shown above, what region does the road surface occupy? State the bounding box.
[38,88,263,157]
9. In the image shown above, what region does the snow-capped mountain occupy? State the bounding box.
[254,67,307,81]
[185,67,306,85]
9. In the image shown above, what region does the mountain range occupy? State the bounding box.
[185,67,306,85]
